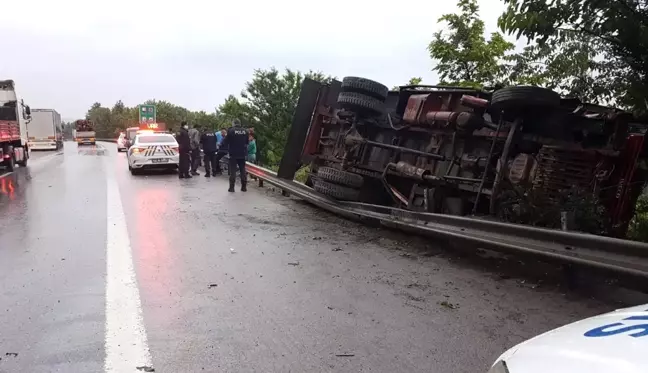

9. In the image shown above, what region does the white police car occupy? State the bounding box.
[127,132,179,175]
[488,303,648,372]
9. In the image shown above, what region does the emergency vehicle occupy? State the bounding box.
[488,303,648,372]
[126,122,178,175]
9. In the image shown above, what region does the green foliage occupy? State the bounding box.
[84,100,222,138]
[497,184,609,235]
[393,77,423,90]
[628,193,648,242]
[217,68,334,166]
[505,35,608,102]
[498,0,648,111]
[428,0,515,88]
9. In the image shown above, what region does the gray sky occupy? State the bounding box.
[2,0,514,121]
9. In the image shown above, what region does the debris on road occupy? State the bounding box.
[439,301,459,310]
[208,284,218,289]
[332,247,343,252]
[136,366,155,372]
[230,248,236,254]
[312,236,322,240]
[288,262,300,266]
[335,353,355,357]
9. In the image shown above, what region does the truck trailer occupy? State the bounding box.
[0,80,31,171]
[28,109,62,150]
[281,77,648,238]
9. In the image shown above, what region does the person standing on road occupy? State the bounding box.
[247,132,257,164]
[188,124,201,176]
[200,127,219,177]
[177,122,192,179]
[220,119,248,192]
[213,129,228,175]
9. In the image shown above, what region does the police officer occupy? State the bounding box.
[220,119,249,192]
[177,121,192,178]
[200,127,219,177]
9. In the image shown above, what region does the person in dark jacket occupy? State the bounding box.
[200,127,219,177]
[220,119,248,192]
[213,129,228,175]
[176,122,192,178]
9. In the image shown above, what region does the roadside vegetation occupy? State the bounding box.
[64,0,648,239]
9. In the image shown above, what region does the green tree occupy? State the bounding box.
[510,36,609,103]
[498,0,648,110]
[393,77,423,90]
[428,0,515,88]
[218,68,333,165]
[86,102,113,138]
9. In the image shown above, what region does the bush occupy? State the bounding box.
[496,183,609,235]
[628,193,648,242]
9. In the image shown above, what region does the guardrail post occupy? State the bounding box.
[561,211,574,231]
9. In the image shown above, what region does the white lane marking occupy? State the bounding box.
[104,163,152,372]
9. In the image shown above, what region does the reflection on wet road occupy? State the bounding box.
[0,141,643,372]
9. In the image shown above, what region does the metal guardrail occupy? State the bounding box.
[245,163,648,282]
[93,140,648,281]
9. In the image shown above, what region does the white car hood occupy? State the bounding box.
[495,304,648,373]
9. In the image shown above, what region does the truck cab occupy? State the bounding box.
[0,80,31,170]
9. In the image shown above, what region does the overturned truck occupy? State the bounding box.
[277,77,648,238]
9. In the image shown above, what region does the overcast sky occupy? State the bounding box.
[1,0,518,121]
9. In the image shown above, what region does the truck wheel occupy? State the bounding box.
[317,167,364,188]
[490,86,560,112]
[5,152,15,171]
[341,77,389,101]
[313,179,360,201]
[337,92,384,117]
[17,152,28,167]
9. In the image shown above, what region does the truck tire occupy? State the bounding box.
[313,179,360,201]
[3,148,15,171]
[490,86,560,111]
[338,92,384,116]
[317,167,364,188]
[341,77,389,101]
[17,151,28,167]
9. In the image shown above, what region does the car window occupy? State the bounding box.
[136,135,176,144]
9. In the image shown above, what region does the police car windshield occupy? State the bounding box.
[138,135,176,144]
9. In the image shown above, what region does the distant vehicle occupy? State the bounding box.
[127,132,179,175]
[27,109,62,151]
[117,132,127,152]
[0,80,30,170]
[75,119,96,145]
[488,303,648,373]
[124,126,139,149]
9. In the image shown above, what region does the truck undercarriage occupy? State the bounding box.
[282,77,648,238]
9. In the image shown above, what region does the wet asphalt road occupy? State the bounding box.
[0,141,646,373]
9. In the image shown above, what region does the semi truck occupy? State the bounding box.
[27,109,62,150]
[75,119,96,145]
[279,77,648,238]
[0,80,31,171]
